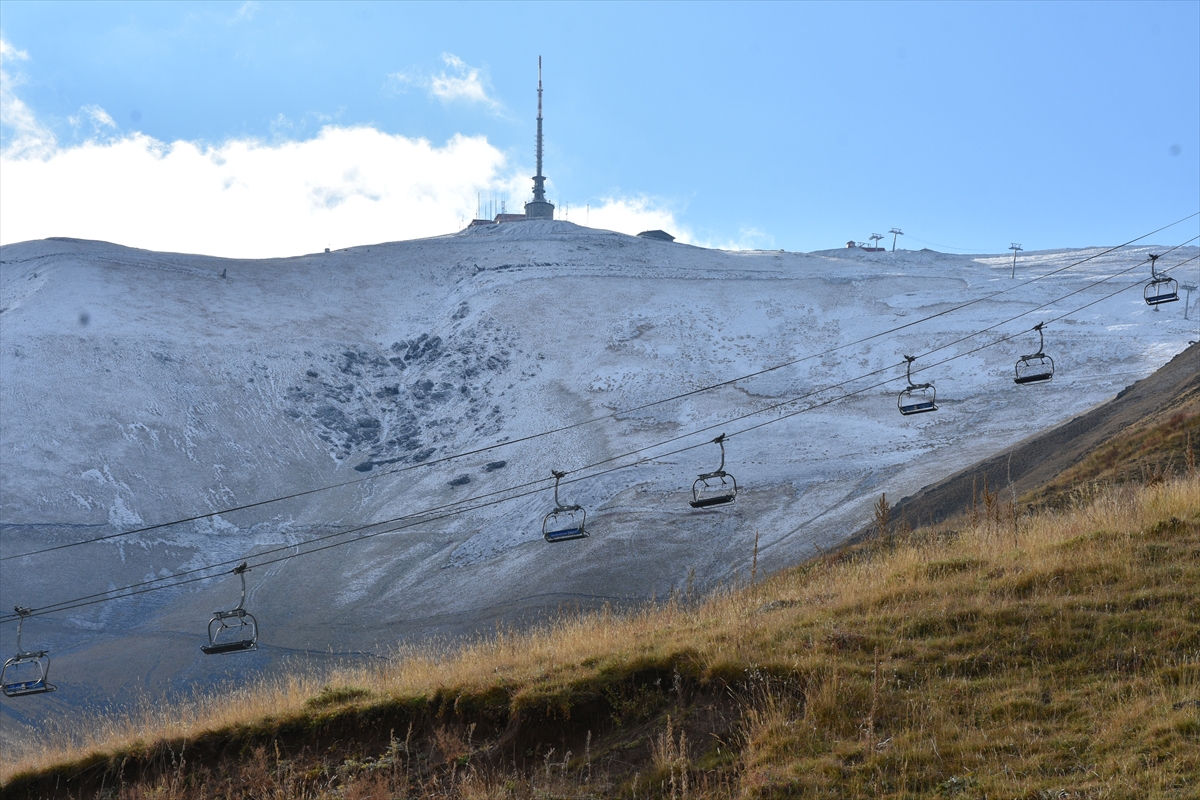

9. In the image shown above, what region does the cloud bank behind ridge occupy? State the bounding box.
[1,43,688,258]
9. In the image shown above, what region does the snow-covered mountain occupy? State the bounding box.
[1,221,1195,727]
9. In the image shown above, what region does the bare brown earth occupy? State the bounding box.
[854,341,1200,541]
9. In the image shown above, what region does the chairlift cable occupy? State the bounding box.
[902,248,1199,381]
[725,258,1198,442]
[46,251,1180,618]
[5,250,1193,624]
[5,216,1195,563]
[648,251,1200,444]
[7,435,722,619]
[5,251,1196,620]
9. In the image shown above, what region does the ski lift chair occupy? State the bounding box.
[897,355,938,415]
[1,607,57,698]
[1014,322,1055,385]
[201,562,259,655]
[542,471,588,543]
[690,434,738,508]
[1144,254,1179,306]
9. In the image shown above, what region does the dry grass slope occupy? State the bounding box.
[3,471,1196,799]
[1026,407,1199,509]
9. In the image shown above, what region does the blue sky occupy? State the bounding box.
[1,1,1197,257]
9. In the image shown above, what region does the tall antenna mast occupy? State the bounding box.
[524,56,555,220]
[536,56,544,192]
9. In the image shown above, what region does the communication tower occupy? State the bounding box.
[524,57,555,220]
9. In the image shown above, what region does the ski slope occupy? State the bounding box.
[1,220,1196,727]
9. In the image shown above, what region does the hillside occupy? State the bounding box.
[3,350,1199,796]
[1,224,1196,737]
[2,463,1196,796]
[852,342,1199,539]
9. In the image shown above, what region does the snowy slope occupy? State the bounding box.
[1,221,1196,724]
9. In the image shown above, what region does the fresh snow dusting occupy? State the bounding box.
[0,221,1196,724]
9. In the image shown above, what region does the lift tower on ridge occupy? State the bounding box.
[524,57,555,220]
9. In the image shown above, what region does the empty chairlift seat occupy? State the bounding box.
[543,470,588,543]
[897,355,938,415]
[201,562,259,655]
[1144,254,1179,306]
[1014,322,1055,385]
[1,607,57,698]
[690,434,738,508]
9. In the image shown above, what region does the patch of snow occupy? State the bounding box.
[107,495,143,529]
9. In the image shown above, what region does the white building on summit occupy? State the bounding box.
[524,56,555,221]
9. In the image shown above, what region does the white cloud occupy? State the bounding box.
[0,126,514,258]
[1,42,515,257]
[268,109,341,142]
[234,1,260,21]
[67,103,118,136]
[583,197,775,251]
[695,226,777,252]
[389,53,503,114]
[83,104,117,129]
[429,54,495,106]
[1,39,30,62]
[1,37,56,158]
[585,195,693,243]
[0,47,714,259]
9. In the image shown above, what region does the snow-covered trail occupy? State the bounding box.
[1,220,1196,723]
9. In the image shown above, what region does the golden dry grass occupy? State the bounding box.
[1026,406,1199,509]
[3,473,1198,798]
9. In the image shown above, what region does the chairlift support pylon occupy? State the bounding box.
[1144,254,1179,307]
[689,434,738,508]
[1,607,57,697]
[1014,322,1055,385]
[542,471,588,543]
[201,562,259,655]
[898,355,938,415]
